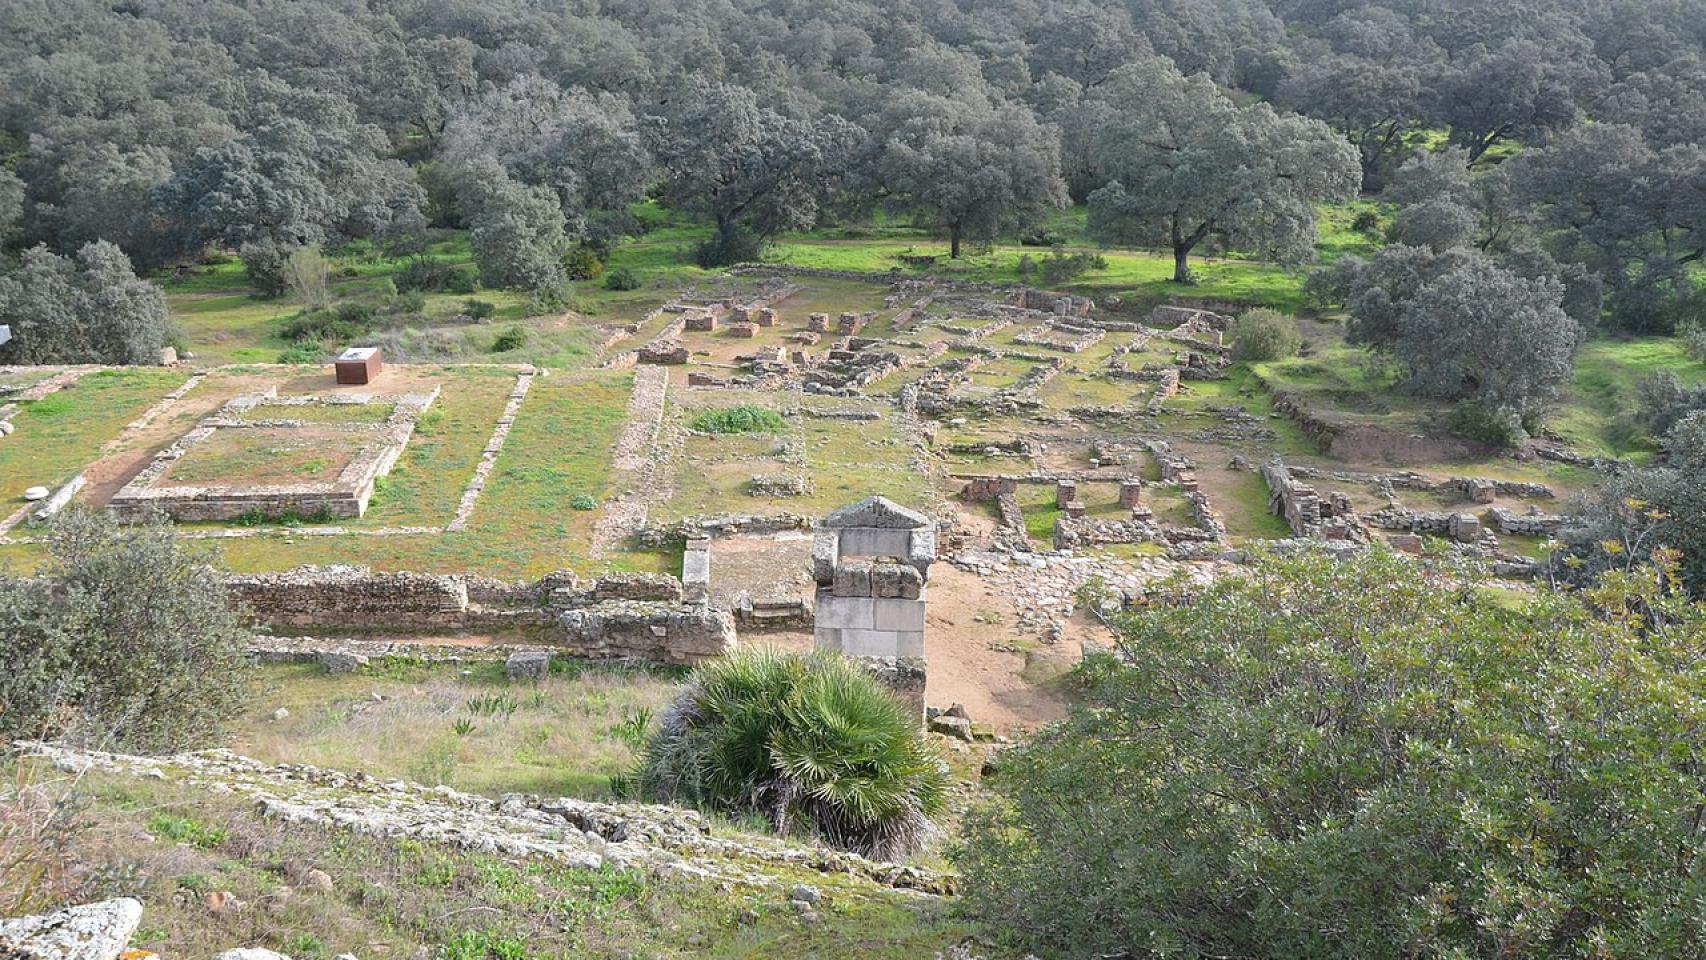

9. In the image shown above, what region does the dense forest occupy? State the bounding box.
[2,0,1703,308]
[3,0,1706,441]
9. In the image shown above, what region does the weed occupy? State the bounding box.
[605,706,653,752]
[453,718,476,737]
[436,929,530,960]
[689,405,785,434]
[148,814,227,849]
[466,693,519,719]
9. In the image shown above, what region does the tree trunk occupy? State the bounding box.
[1173,244,1193,284]
[950,223,962,259]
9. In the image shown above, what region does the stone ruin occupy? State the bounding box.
[229,565,736,665]
[812,496,935,717]
[1260,459,1367,542]
[108,388,436,523]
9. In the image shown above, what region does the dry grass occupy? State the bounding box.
[27,769,983,960]
[0,760,89,916]
[230,661,684,799]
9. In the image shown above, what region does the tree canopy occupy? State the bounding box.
[960,548,1706,960]
[1086,58,1360,283]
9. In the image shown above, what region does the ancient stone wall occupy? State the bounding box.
[230,565,733,664]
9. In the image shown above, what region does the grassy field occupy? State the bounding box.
[235,660,680,798]
[155,201,1383,368]
[0,367,190,503]
[1552,337,1706,461]
[210,369,631,576]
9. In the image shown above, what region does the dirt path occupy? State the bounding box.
[919,563,1073,732]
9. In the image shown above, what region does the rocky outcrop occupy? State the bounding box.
[0,898,142,960]
[19,743,951,896]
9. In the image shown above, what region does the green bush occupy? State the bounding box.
[689,405,786,434]
[489,325,527,353]
[1351,208,1382,235]
[390,289,427,314]
[463,298,496,321]
[569,493,597,511]
[627,648,946,858]
[562,245,605,281]
[958,549,1706,959]
[693,226,763,268]
[281,302,376,343]
[1447,401,1531,447]
[603,267,641,291]
[397,259,476,295]
[1682,319,1706,363]
[1038,250,1108,285]
[276,341,324,365]
[0,510,253,751]
[1229,308,1303,363]
[240,240,291,299]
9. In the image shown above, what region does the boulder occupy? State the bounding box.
[928,715,972,741]
[24,486,49,501]
[317,651,368,675]
[505,650,551,682]
[214,951,294,960]
[0,898,143,960]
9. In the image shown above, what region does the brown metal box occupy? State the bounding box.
[334,346,382,385]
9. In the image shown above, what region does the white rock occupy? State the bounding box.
[270,707,290,722]
[0,420,14,435]
[0,898,143,960]
[23,486,49,501]
[214,950,294,960]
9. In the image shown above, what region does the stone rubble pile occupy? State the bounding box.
[951,548,1221,639]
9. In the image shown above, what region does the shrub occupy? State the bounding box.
[282,302,376,343]
[958,549,1706,959]
[562,246,605,281]
[445,267,478,295]
[1351,208,1382,235]
[1682,319,1706,363]
[489,325,527,353]
[603,267,641,291]
[1228,308,1303,363]
[689,405,785,434]
[1039,250,1108,285]
[569,493,598,511]
[463,298,496,321]
[694,226,764,268]
[277,341,324,365]
[389,289,427,315]
[628,648,946,858]
[0,510,252,752]
[398,259,478,295]
[240,240,291,299]
[1449,400,1534,446]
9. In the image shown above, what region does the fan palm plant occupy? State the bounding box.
[628,648,946,859]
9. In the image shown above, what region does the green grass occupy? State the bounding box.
[232,660,680,798]
[690,405,787,434]
[0,367,188,505]
[211,370,631,577]
[1552,337,1706,461]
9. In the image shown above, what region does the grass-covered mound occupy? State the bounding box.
[627,648,946,860]
[689,405,786,434]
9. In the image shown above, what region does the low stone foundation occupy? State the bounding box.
[230,565,735,664]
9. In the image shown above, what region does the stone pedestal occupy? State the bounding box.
[812,496,935,720]
[1055,480,1078,508]
[1118,479,1144,507]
